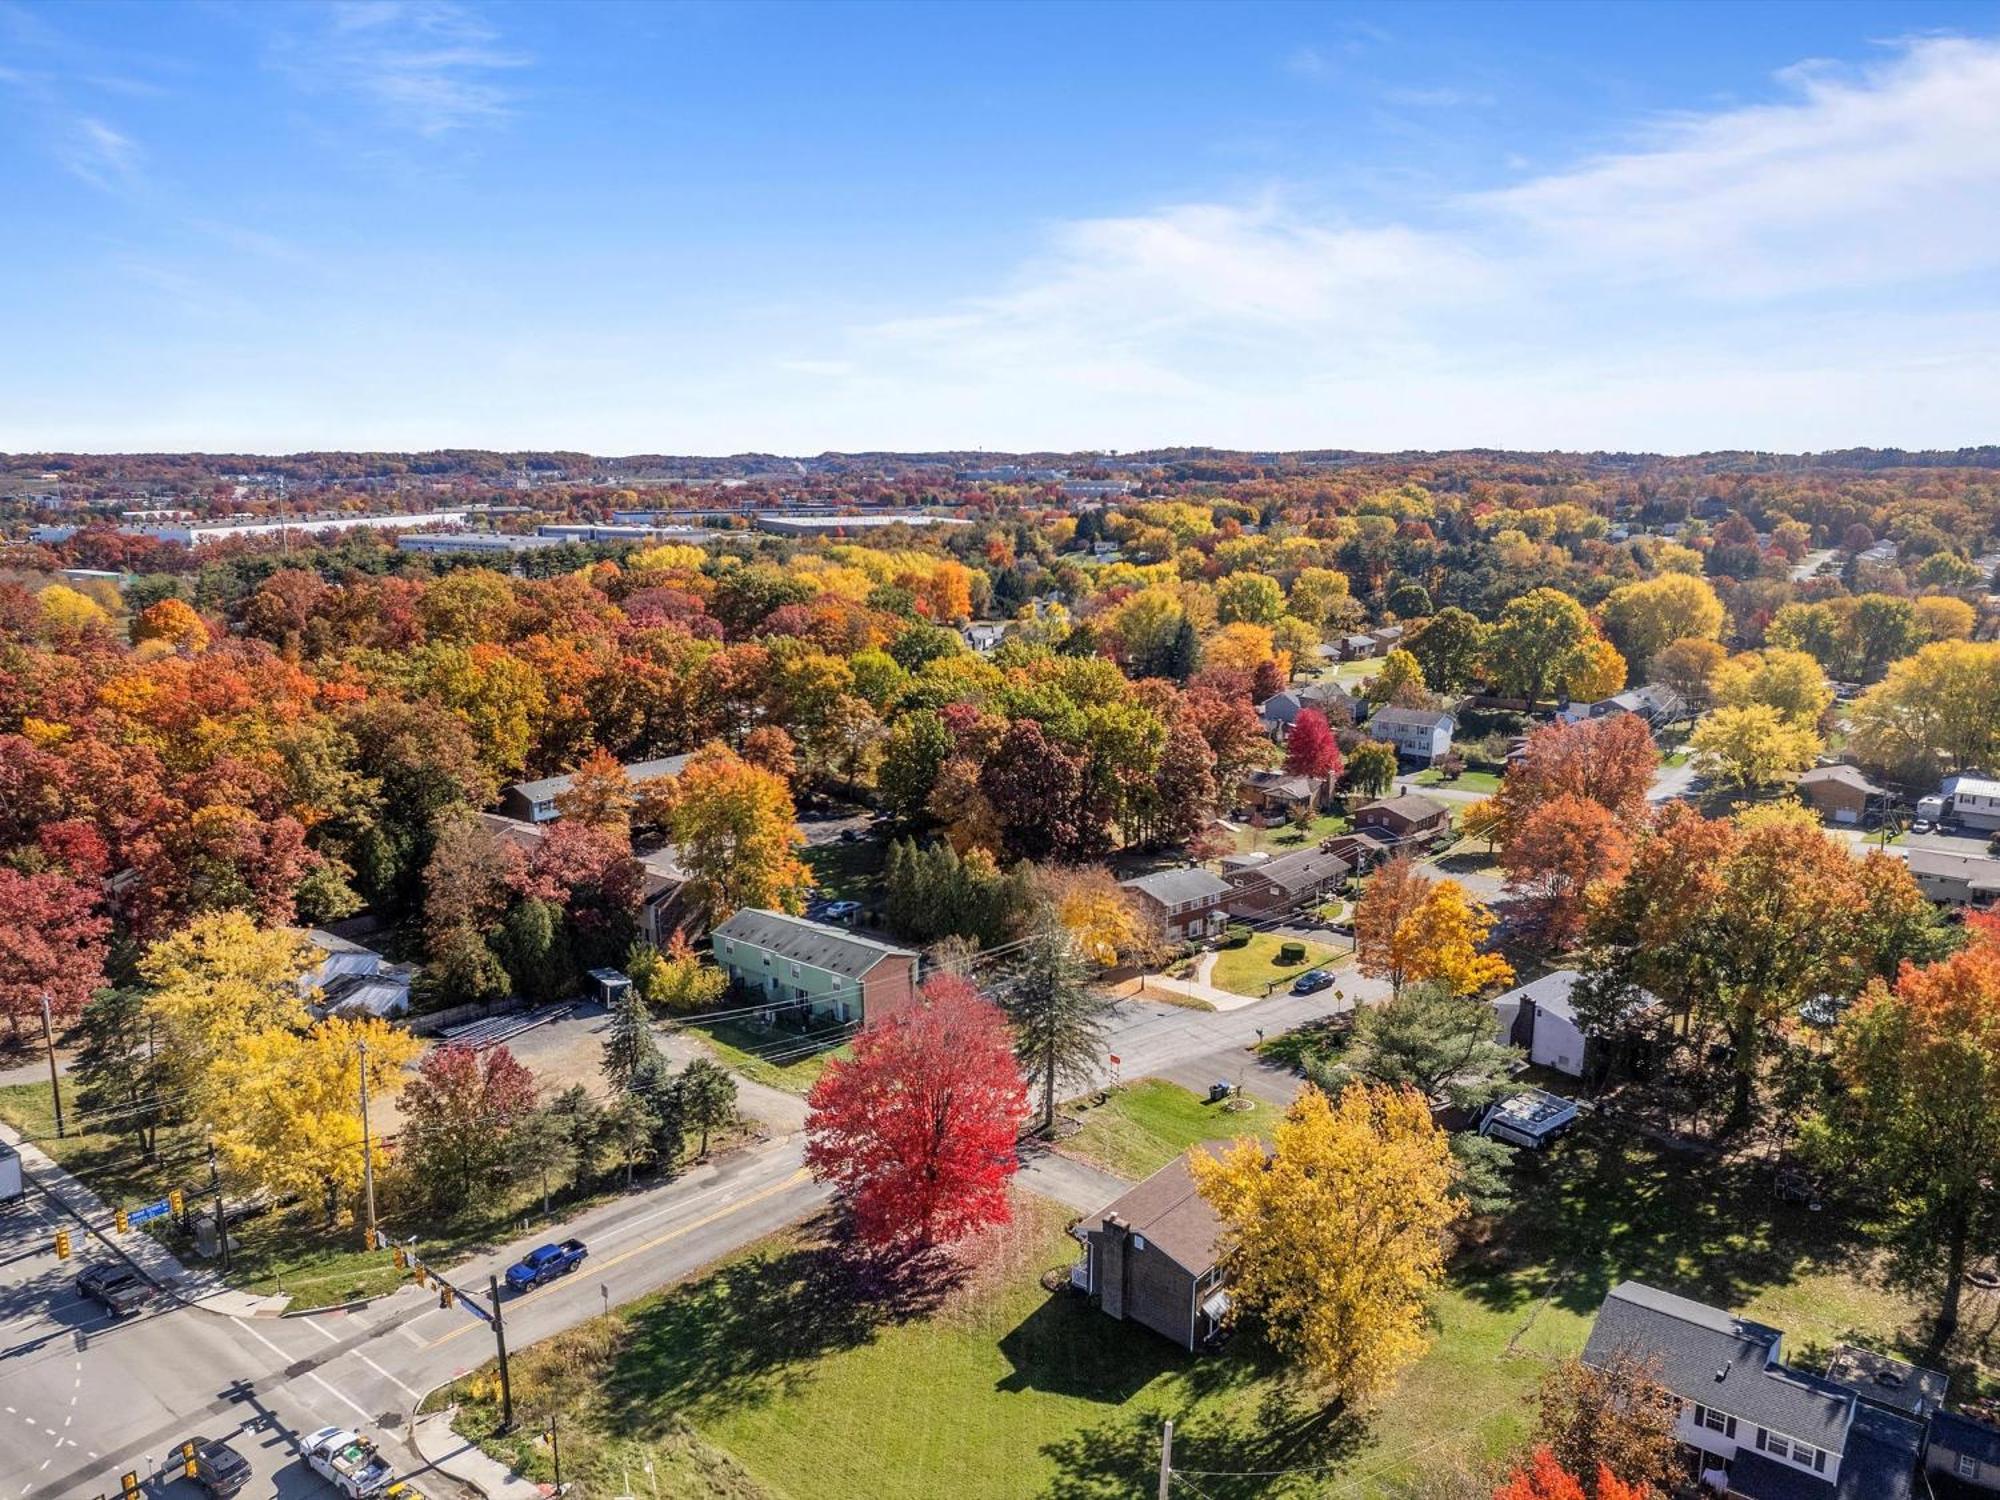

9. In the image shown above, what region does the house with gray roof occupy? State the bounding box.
[1120,867,1233,944]
[499,754,693,825]
[1926,1409,2000,1493]
[1070,1150,1230,1351]
[1222,846,1351,920]
[1559,682,1687,729]
[1902,848,2000,908]
[1367,706,1456,764]
[710,909,920,1027]
[1583,1281,1927,1498]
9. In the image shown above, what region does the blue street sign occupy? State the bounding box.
[454,1290,493,1326]
[127,1198,171,1226]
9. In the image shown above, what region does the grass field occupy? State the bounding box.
[1058,1079,1281,1180]
[1209,933,1342,999]
[690,1018,851,1094]
[442,1118,1940,1498]
[1233,813,1348,853]
[1412,768,1502,793]
[801,837,886,906]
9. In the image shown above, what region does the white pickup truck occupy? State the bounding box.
[301,1426,396,1497]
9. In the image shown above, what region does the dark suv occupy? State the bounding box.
[182,1436,253,1497]
[76,1263,153,1317]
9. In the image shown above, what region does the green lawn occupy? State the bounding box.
[1412,767,1501,793]
[1209,933,1343,999]
[1233,812,1349,852]
[689,1018,851,1095]
[439,1118,1940,1498]
[1059,1079,1281,1180]
[801,837,886,907]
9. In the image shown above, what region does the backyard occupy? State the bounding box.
[687,1017,852,1095]
[436,1115,1952,1499]
[1057,1079,1280,1180]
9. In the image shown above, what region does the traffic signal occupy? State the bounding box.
[167,1189,185,1216]
[438,1283,455,1310]
[114,1208,128,1234]
[392,1245,407,1270]
[120,1474,140,1500]
[180,1440,198,1478]
[54,1229,70,1260]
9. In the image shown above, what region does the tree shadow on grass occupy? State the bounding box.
[599,1211,965,1431]
[1038,1354,1366,1500]
[1454,1119,1877,1325]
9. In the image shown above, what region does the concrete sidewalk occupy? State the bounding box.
[0,1119,287,1317]
[412,1408,548,1498]
[1015,1149,1131,1213]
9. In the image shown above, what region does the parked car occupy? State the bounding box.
[822,900,862,922]
[838,827,860,843]
[505,1238,588,1293]
[180,1434,253,1496]
[1911,818,1935,835]
[1291,969,1335,995]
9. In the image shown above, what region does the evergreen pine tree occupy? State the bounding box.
[73,988,167,1155]
[600,982,663,1093]
[1004,916,1109,1133]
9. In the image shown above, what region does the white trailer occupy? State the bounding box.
[0,1142,22,1204]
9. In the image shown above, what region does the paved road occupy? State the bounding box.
[0,1136,825,1498]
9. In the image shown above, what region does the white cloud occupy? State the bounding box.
[788,34,2000,452]
[277,0,528,137]
[58,115,141,189]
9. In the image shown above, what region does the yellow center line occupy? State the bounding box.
[426,1168,814,1349]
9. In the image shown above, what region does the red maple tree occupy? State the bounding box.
[1492,1447,1653,1500]
[1284,708,1343,780]
[804,975,1029,1251]
[0,867,111,1034]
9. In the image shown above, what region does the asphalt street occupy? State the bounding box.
[0,1136,825,1498]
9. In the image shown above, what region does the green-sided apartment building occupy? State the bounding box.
[710,909,922,1026]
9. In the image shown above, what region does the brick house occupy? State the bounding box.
[1120,868,1234,943]
[1351,792,1451,843]
[1222,846,1352,919]
[710,910,920,1027]
[1796,765,1892,826]
[1070,1151,1230,1352]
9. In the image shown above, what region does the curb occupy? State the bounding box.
[281,1294,374,1317]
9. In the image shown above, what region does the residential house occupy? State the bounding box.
[1368,624,1406,651]
[1857,539,1901,568]
[1796,765,1894,826]
[1943,774,2000,832]
[1120,868,1234,943]
[1367,706,1456,765]
[710,910,921,1027]
[1582,1281,1928,1499]
[478,812,694,946]
[1558,682,1687,729]
[1351,792,1451,844]
[1491,969,1656,1080]
[1257,681,1362,741]
[1222,846,1351,919]
[1070,1151,1230,1352]
[962,622,1009,654]
[1323,826,1395,872]
[1236,770,1330,821]
[1926,1411,2000,1493]
[1336,632,1380,661]
[1902,849,2000,908]
[303,930,415,1020]
[499,753,692,825]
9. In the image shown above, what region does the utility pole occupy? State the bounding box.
[356,1039,378,1249]
[40,994,63,1139]
[1157,1418,1173,1500]
[489,1275,515,1433]
[207,1138,230,1273]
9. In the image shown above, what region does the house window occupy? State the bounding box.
[790,963,800,977]
[1959,1454,1979,1479]
[1699,1406,1731,1436]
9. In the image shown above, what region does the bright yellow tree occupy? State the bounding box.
[1397,879,1515,996]
[1190,1083,1459,1401]
[140,913,317,1102]
[1849,639,2000,779]
[1032,865,1151,967]
[1367,648,1428,705]
[669,743,812,922]
[1690,703,1820,788]
[1599,574,1725,667]
[38,584,111,637]
[1203,621,1277,674]
[1561,636,1628,702]
[211,1016,420,1220]
[1710,647,1831,728]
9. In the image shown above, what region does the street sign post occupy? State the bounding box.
[127,1198,172,1227]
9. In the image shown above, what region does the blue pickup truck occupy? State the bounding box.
[505,1238,587,1293]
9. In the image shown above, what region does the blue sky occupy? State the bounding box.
[3,0,1998,454]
